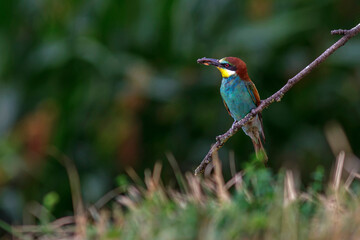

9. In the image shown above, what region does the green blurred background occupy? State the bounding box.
[0,0,359,224]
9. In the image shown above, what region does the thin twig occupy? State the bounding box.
[331,29,349,35]
[195,23,360,175]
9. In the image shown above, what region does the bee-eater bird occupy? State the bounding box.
[197,56,267,161]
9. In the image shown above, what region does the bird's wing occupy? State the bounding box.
[245,81,261,106]
[246,81,265,141]
[222,99,232,117]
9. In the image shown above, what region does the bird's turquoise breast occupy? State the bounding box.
[220,75,256,121]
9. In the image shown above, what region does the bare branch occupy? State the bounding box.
[195,23,360,176]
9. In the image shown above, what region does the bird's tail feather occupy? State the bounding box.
[251,136,268,162]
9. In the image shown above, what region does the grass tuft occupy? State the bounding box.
[5,151,360,239]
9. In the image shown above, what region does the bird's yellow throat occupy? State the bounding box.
[217,67,236,78]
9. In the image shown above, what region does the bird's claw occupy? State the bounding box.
[216,135,222,142]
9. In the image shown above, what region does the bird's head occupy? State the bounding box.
[197,56,250,80]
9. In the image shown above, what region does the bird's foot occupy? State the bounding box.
[216,135,222,142]
[251,109,257,115]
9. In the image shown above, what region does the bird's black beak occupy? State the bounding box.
[197,57,220,67]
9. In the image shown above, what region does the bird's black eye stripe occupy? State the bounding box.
[222,63,236,71]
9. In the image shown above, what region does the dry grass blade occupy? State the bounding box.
[93,187,123,210]
[185,172,203,203]
[284,170,297,207]
[333,151,345,191]
[212,152,230,202]
[95,210,109,239]
[126,167,145,188]
[47,148,86,239]
[166,152,189,194]
[344,171,355,190]
[116,196,137,210]
[225,172,243,190]
[144,162,163,193]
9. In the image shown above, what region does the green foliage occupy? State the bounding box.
[115,174,129,192]
[43,191,60,212]
[309,165,324,193]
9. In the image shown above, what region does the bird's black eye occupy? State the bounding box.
[224,63,230,68]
